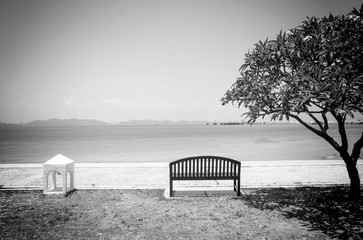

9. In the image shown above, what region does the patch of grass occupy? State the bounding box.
[240,186,363,240]
[2,187,356,239]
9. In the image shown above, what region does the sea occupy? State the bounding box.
[0,124,362,164]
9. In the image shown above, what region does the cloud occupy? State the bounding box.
[190,101,205,108]
[64,96,95,107]
[102,100,184,111]
[102,99,118,104]
[64,96,77,105]
[157,102,183,110]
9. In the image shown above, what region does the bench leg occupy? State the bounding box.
[237,179,241,196]
[233,179,237,191]
[170,180,173,197]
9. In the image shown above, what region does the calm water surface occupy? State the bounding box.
[0,124,361,163]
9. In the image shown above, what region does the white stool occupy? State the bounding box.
[43,154,74,195]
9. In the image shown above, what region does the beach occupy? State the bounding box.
[1,160,362,195]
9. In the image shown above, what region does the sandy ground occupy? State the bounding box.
[1,160,362,198]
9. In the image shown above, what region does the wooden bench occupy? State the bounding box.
[169,156,241,197]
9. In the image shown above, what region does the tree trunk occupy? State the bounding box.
[345,161,361,199]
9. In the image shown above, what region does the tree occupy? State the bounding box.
[222,5,363,198]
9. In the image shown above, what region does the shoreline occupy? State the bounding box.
[1,160,362,196]
[1,159,361,168]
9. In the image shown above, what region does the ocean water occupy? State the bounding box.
[0,124,361,163]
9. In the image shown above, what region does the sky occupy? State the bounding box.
[0,0,361,123]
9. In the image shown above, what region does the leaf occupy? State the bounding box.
[345,109,354,118]
[285,114,290,121]
[302,97,311,105]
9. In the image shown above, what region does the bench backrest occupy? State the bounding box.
[169,156,240,180]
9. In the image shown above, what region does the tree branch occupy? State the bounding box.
[321,112,329,132]
[290,113,341,152]
[351,132,363,165]
[331,111,349,152]
[306,111,324,131]
[289,113,321,135]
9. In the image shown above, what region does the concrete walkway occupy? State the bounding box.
[1,160,362,197]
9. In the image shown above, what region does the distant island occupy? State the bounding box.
[26,118,109,126]
[117,119,207,126]
[15,118,208,126]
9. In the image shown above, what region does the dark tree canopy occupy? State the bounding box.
[223,6,363,124]
[222,5,363,198]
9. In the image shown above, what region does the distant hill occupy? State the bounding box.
[26,118,108,126]
[117,119,207,126]
[24,118,207,126]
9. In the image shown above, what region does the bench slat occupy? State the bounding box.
[172,176,238,180]
[211,158,214,177]
[202,158,205,178]
[192,159,195,178]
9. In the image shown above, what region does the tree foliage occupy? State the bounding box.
[222,5,363,197]
[223,6,363,126]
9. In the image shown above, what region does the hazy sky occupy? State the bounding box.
[0,0,361,123]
